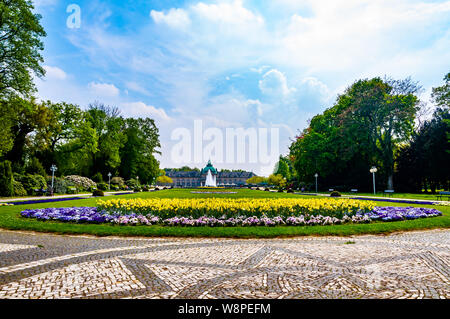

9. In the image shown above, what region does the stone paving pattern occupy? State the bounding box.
[0,229,448,299]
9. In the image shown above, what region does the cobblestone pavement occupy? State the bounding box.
[0,229,448,299]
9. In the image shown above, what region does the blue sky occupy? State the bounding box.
[33,0,450,175]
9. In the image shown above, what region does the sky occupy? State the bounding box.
[33,0,450,175]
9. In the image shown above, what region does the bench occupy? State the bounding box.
[67,186,77,194]
[437,191,450,201]
[383,190,394,197]
[328,189,334,192]
[33,188,47,196]
[350,189,358,194]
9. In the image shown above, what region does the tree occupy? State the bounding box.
[85,103,126,177]
[119,118,161,184]
[274,156,291,180]
[289,77,421,191]
[431,72,450,109]
[268,174,286,188]
[0,0,46,98]
[396,108,450,192]
[431,72,450,149]
[337,77,421,189]
[156,175,173,185]
[0,160,14,196]
[2,96,52,170]
[246,176,268,184]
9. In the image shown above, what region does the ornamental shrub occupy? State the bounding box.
[47,177,74,194]
[126,179,139,189]
[25,158,46,177]
[0,161,14,197]
[14,174,46,195]
[330,191,342,197]
[97,182,108,191]
[65,175,96,191]
[111,177,125,187]
[13,180,27,197]
[92,189,104,197]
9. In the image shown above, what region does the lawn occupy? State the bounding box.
[0,188,448,238]
[316,191,446,201]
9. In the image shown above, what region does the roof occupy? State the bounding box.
[201,160,218,175]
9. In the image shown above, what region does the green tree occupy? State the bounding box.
[0,160,14,196]
[268,174,286,188]
[431,72,450,109]
[1,96,52,170]
[274,156,291,180]
[246,176,268,184]
[119,118,161,184]
[396,108,450,192]
[156,175,173,185]
[0,0,46,98]
[85,103,126,176]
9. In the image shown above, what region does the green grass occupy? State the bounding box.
[316,191,446,201]
[0,188,449,238]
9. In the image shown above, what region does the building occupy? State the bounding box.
[165,161,256,188]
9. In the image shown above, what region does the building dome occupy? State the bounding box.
[201,160,218,175]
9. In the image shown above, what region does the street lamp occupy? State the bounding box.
[370,166,377,195]
[136,176,139,186]
[314,173,318,193]
[50,164,57,195]
[108,172,112,191]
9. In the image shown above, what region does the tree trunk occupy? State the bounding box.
[387,174,394,190]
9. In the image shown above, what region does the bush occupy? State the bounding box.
[92,189,104,197]
[126,179,139,189]
[65,175,96,191]
[13,180,27,197]
[46,177,74,194]
[330,191,342,197]
[133,187,142,192]
[0,161,14,197]
[92,172,104,183]
[14,174,46,195]
[25,158,46,177]
[111,177,125,187]
[97,182,108,191]
[287,189,294,193]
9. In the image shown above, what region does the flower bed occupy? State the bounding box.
[97,198,375,219]
[20,206,442,226]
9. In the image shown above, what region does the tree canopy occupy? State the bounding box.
[0,0,46,99]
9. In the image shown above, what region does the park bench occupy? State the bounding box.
[328,189,334,192]
[33,188,47,196]
[67,186,77,194]
[383,190,395,197]
[437,191,450,201]
[350,189,358,194]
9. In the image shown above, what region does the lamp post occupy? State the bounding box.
[314,173,318,193]
[50,165,57,195]
[136,176,139,186]
[370,166,377,195]
[108,172,112,191]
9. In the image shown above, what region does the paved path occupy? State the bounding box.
[0,229,448,299]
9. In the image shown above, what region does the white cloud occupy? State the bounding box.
[125,82,152,96]
[43,65,67,80]
[33,0,58,7]
[192,0,264,26]
[259,69,293,96]
[122,102,171,121]
[88,82,120,97]
[150,8,191,29]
